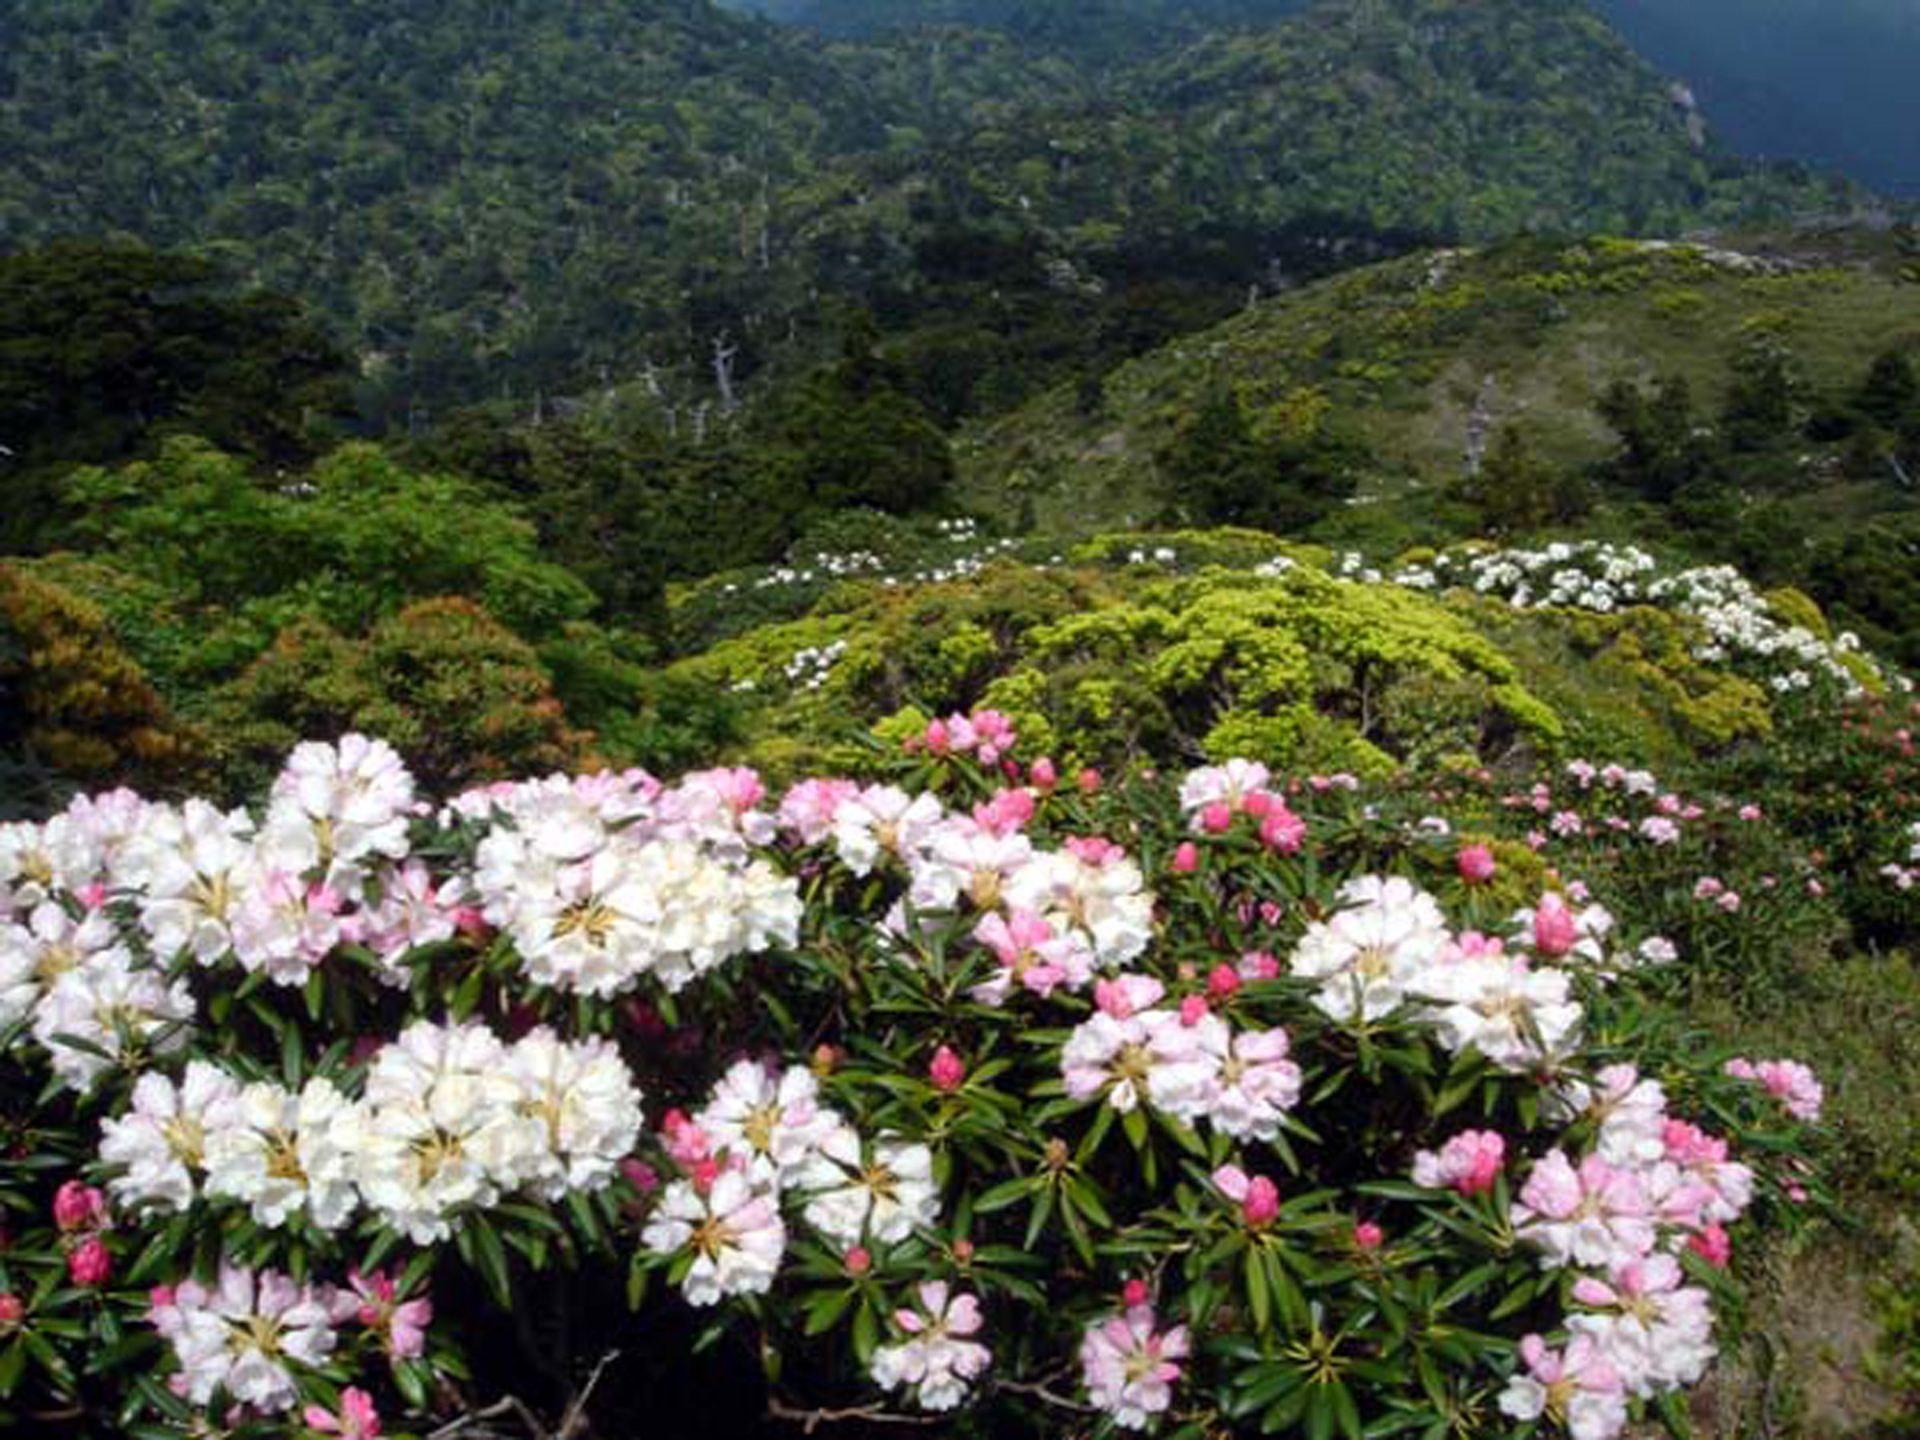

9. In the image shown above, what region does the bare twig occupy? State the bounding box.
[764,1395,948,1434]
[556,1349,623,1439]
[994,1374,1097,1413]
[427,1393,552,1439]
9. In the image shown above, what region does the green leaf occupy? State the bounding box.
[804,1287,856,1336]
[851,1297,880,1365]
[1243,1246,1271,1332]
[468,1217,513,1308]
[974,1177,1035,1214]
[0,1340,25,1398]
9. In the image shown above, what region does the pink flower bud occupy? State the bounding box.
[1456,844,1496,883]
[1077,767,1102,795]
[1353,1222,1385,1250]
[1030,757,1058,791]
[1200,802,1234,834]
[929,1045,966,1093]
[844,1246,872,1276]
[1531,894,1579,957]
[923,719,951,755]
[951,1238,974,1264]
[690,1158,720,1193]
[1258,807,1305,855]
[1688,1223,1731,1268]
[1170,841,1200,874]
[0,1293,21,1331]
[1178,995,1210,1026]
[1241,790,1273,820]
[1121,1279,1149,1308]
[619,1159,660,1193]
[1206,964,1241,1000]
[1241,1176,1281,1227]
[68,1236,111,1287]
[53,1180,106,1234]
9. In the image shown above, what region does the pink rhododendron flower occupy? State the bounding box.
[1688,1222,1731,1268]
[1513,1150,1655,1270]
[1206,964,1240,999]
[970,907,1093,1004]
[1411,1130,1506,1196]
[1498,1333,1628,1439]
[1212,1166,1280,1227]
[1080,1303,1190,1430]
[1258,806,1306,854]
[871,1280,991,1412]
[972,788,1035,836]
[305,1388,382,1438]
[348,1270,431,1360]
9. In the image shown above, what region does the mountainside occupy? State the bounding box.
[954,229,1920,659]
[0,0,888,424]
[0,0,1867,427]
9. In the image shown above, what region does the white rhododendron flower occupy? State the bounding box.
[697,1059,844,1188]
[261,734,416,897]
[1002,848,1154,965]
[202,1077,361,1231]
[0,899,124,1025]
[799,1132,940,1245]
[642,1170,786,1306]
[123,798,264,965]
[502,1027,646,1198]
[99,1060,244,1213]
[1415,945,1583,1072]
[354,1020,530,1242]
[831,785,946,876]
[33,950,194,1090]
[1290,875,1450,1022]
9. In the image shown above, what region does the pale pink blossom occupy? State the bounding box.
[1411,1130,1506,1196]
[1079,1303,1190,1430]
[1498,1333,1628,1439]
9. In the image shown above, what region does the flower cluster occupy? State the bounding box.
[1485,1062,1758,1428]
[148,1263,426,1418]
[0,733,1839,1437]
[464,767,802,996]
[642,1058,940,1308]
[100,1022,644,1243]
[1388,541,1884,694]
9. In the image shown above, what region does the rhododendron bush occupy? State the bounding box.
[0,727,1830,1437]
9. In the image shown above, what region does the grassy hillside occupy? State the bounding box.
[956,230,1920,535]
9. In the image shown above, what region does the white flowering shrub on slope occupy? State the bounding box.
[0,729,1828,1437]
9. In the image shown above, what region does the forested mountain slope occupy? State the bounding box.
[0,0,1866,427]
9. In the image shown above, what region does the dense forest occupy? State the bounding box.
[0,0,1870,425]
